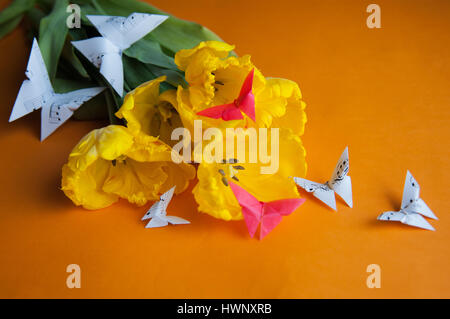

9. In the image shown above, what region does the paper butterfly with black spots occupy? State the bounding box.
[72,13,168,96]
[293,147,353,210]
[141,186,190,228]
[9,39,105,141]
[377,171,437,230]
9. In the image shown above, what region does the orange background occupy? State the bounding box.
[0,0,449,298]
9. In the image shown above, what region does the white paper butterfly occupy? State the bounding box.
[377,171,437,231]
[293,147,353,210]
[8,38,105,141]
[71,13,168,96]
[141,186,190,228]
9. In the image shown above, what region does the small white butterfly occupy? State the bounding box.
[377,171,437,231]
[72,13,168,96]
[9,38,105,141]
[293,147,352,210]
[141,186,190,228]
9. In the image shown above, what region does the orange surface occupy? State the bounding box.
[0,0,449,298]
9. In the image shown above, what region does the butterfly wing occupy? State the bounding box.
[40,87,105,141]
[9,38,54,122]
[72,37,124,96]
[229,181,263,238]
[377,211,435,231]
[197,103,243,120]
[401,170,420,209]
[87,13,168,50]
[293,177,336,210]
[328,147,352,208]
[142,201,162,221]
[99,52,124,96]
[145,216,169,228]
[260,198,306,239]
[165,216,190,225]
[159,186,176,213]
[402,213,435,231]
[330,147,350,183]
[141,186,175,222]
[403,198,437,220]
[332,176,353,208]
[377,210,405,222]
[236,69,255,121]
[400,171,437,219]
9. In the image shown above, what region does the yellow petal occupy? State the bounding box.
[175,41,235,71]
[62,125,196,210]
[96,125,134,161]
[193,128,307,220]
[237,128,306,202]
[256,78,307,136]
[115,77,165,137]
[102,160,168,206]
[61,160,118,210]
[193,161,242,221]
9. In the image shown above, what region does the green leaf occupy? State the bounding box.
[25,7,45,32]
[72,93,109,121]
[60,36,89,78]
[146,64,187,88]
[52,77,94,93]
[124,39,177,70]
[38,0,69,80]
[0,0,35,24]
[0,15,23,39]
[0,0,36,39]
[122,55,156,90]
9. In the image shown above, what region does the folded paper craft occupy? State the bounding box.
[229,181,305,240]
[197,69,255,121]
[72,13,168,96]
[377,171,437,230]
[9,38,105,141]
[293,147,353,210]
[141,186,190,228]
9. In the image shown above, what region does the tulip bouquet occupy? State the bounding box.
[1,0,308,237]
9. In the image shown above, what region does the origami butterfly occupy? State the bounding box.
[9,38,105,141]
[293,147,353,210]
[141,186,190,228]
[229,181,305,240]
[72,13,168,96]
[197,69,255,121]
[377,171,437,230]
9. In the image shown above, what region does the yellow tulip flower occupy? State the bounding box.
[62,125,196,210]
[115,77,184,147]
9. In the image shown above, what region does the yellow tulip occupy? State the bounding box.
[115,76,184,147]
[174,41,306,139]
[62,125,196,210]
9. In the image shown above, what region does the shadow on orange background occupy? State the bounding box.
[0,0,449,298]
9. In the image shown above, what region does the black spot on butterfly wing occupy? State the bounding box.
[231,176,239,182]
[233,165,245,170]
